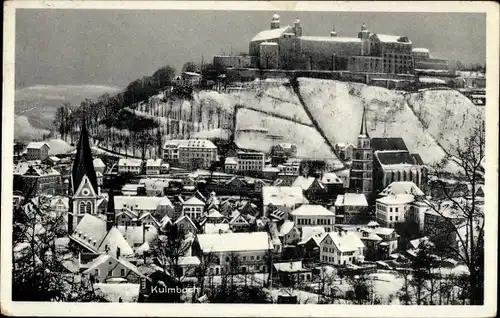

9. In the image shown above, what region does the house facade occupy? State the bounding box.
[289,205,335,232]
[319,231,365,266]
[118,158,143,175]
[27,142,50,161]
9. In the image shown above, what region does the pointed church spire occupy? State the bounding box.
[360,105,368,136]
[72,117,98,194]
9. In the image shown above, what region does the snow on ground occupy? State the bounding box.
[235,108,336,159]
[297,78,482,166]
[191,128,231,140]
[270,288,320,304]
[94,283,139,302]
[14,115,50,141]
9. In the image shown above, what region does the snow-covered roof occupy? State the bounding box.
[300,35,361,43]
[146,159,162,167]
[278,220,296,236]
[27,141,50,149]
[114,196,173,211]
[379,181,424,197]
[409,236,431,249]
[373,227,396,237]
[262,186,308,207]
[179,139,217,149]
[274,261,309,273]
[182,71,201,77]
[376,34,412,44]
[178,256,201,266]
[336,193,368,207]
[225,157,238,165]
[117,225,158,248]
[118,158,142,167]
[419,77,446,84]
[183,196,205,206]
[93,158,106,168]
[321,172,343,184]
[207,209,224,218]
[84,254,141,277]
[322,231,365,252]
[376,194,415,205]
[48,156,60,162]
[292,176,320,191]
[412,47,429,53]
[163,139,190,148]
[197,232,273,253]
[300,226,326,242]
[251,26,291,42]
[204,223,231,234]
[290,204,334,217]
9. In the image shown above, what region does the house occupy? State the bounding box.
[379,181,424,197]
[164,139,218,169]
[289,205,335,232]
[319,230,365,266]
[334,193,369,224]
[117,224,158,253]
[224,157,238,173]
[423,201,466,250]
[174,215,199,235]
[372,226,399,255]
[194,232,273,275]
[375,193,415,228]
[160,163,170,174]
[122,184,141,196]
[262,186,308,217]
[118,158,143,175]
[45,156,61,166]
[270,143,297,164]
[69,214,134,261]
[320,172,345,195]
[262,166,280,180]
[273,261,312,286]
[83,253,145,283]
[229,212,252,232]
[138,178,170,197]
[205,208,225,222]
[291,176,326,199]
[15,164,62,195]
[179,71,202,86]
[277,221,300,245]
[182,196,205,220]
[93,158,107,174]
[49,196,69,214]
[114,196,174,223]
[334,143,354,161]
[26,142,50,161]
[236,151,265,173]
[145,159,162,175]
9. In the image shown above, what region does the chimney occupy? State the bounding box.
[116,247,121,259]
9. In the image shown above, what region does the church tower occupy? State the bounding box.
[350,106,373,197]
[106,188,116,231]
[271,13,280,30]
[68,118,99,233]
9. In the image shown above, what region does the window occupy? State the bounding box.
[390,207,393,212]
[121,269,125,276]
[243,256,246,261]
[85,201,92,214]
[395,216,399,221]
[94,269,99,276]
[251,256,254,260]
[390,216,393,221]
[256,255,260,260]
[79,202,86,214]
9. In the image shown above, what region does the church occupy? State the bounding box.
[349,107,426,203]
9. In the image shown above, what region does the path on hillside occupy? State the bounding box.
[289,77,347,170]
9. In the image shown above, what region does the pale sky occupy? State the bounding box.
[15,9,486,89]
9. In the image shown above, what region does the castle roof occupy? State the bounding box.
[251,26,292,42]
[375,34,412,44]
[300,35,361,43]
[376,151,418,167]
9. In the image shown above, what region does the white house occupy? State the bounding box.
[277,220,301,245]
[319,231,365,266]
[289,205,335,232]
[182,196,205,220]
[224,157,238,173]
[118,158,142,175]
[145,159,162,175]
[195,232,273,275]
[375,194,415,228]
[93,158,107,174]
[26,142,50,161]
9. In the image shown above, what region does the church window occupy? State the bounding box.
[85,202,92,214]
[79,202,86,214]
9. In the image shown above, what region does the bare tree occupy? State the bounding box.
[422,118,485,305]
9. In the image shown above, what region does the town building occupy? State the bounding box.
[236,151,265,173]
[412,48,449,72]
[375,194,415,228]
[14,164,62,194]
[26,142,50,161]
[292,176,326,200]
[181,196,205,220]
[117,158,143,175]
[273,261,312,286]
[262,186,308,216]
[229,212,252,232]
[145,159,162,175]
[270,143,297,164]
[334,193,369,224]
[194,232,273,275]
[83,253,145,284]
[289,205,335,232]
[114,196,174,224]
[163,139,218,169]
[319,230,365,266]
[93,158,107,175]
[277,220,301,245]
[224,157,238,173]
[174,215,199,234]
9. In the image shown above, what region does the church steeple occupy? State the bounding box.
[71,118,98,194]
[350,105,373,197]
[106,188,116,232]
[359,105,369,137]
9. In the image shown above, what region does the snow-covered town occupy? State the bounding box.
[10,10,487,306]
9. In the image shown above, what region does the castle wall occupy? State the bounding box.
[259,43,279,69]
[213,55,256,69]
[347,56,384,73]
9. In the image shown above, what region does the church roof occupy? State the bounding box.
[251,26,292,42]
[371,138,409,152]
[376,151,418,167]
[410,153,424,165]
[71,119,98,194]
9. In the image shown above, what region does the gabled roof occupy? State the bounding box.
[321,172,343,184]
[197,232,273,253]
[183,196,205,206]
[371,138,409,152]
[229,212,250,226]
[375,34,412,44]
[93,158,106,168]
[83,254,143,278]
[376,151,417,167]
[98,227,135,256]
[336,193,368,207]
[118,158,142,166]
[224,157,238,165]
[70,214,108,253]
[175,215,198,229]
[300,226,326,243]
[322,231,365,252]
[262,186,308,207]
[278,220,296,236]
[251,26,292,42]
[292,176,317,191]
[290,204,334,217]
[274,261,309,273]
[117,225,158,248]
[27,142,50,149]
[376,194,415,205]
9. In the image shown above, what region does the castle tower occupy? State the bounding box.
[358,23,371,56]
[293,18,303,37]
[271,13,280,30]
[330,25,338,37]
[106,188,116,232]
[68,118,99,233]
[350,106,373,197]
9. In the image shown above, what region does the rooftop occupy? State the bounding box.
[379,181,424,196]
[27,142,50,149]
[197,232,273,253]
[251,26,292,42]
[323,231,365,252]
[371,138,409,152]
[376,193,415,205]
[336,193,368,207]
[290,204,334,217]
[300,35,361,43]
[376,151,418,167]
[262,186,308,207]
[118,158,142,166]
